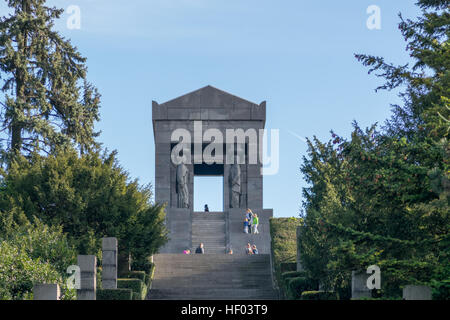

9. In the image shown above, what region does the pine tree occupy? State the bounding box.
[356,0,449,140]
[299,0,449,298]
[0,0,100,161]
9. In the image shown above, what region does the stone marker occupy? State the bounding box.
[403,285,432,300]
[102,237,118,289]
[296,226,303,272]
[33,284,60,300]
[77,255,97,300]
[351,270,371,299]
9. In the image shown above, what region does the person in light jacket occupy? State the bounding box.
[252,213,259,234]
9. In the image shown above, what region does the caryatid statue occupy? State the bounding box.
[230,163,241,208]
[176,163,189,208]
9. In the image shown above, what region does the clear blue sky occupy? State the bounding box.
[1,1,421,217]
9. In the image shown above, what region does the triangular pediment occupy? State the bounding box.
[160,85,259,108]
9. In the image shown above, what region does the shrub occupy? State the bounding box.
[281,271,307,281]
[269,218,301,289]
[286,277,317,300]
[97,288,133,300]
[132,258,154,275]
[0,241,61,300]
[301,291,338,300]
[280,262,297,274]
[0,151,168,262]
[132,292,140,300]
[117,278,146,300]
[127,271,146,283]
[0,219,76,300]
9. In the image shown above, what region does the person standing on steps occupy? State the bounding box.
[252,245,259,254]
[244,218,249,233]
[246,209,253,234]
[204,204,209,212]
[195,243,205,254]
[252,213,259,234]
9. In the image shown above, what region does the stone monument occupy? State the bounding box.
[152,85,273,254]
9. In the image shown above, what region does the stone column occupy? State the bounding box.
[33,284,60,300]
[102,237,118,289]
[296,226,303,272]
[403,285,432,300]
[77,255,97,300]
[351,270,371,299]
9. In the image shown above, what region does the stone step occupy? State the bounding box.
[192,222,225,225]
[149,254,277,300]
[192,213,225,220]
[148,289,277,300]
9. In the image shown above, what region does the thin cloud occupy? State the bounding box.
[287,130,307,143]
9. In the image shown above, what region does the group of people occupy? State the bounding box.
[184,243,205,254]
[243,208,259,234]
[184,243,234,254]
[182,208,261,255]
[245,243,259,255]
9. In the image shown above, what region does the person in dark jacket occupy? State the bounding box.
[204,204,209,212]
[246,209,253,234]
[195,243,205,254]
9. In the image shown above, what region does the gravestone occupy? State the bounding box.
[77,255,97,300]
[403,285,432,300]
[33,284,60,300]
[102,237,118,289]
[351,270,371,299]
[152,85,273,254]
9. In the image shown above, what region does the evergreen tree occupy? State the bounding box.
[299,0,449,298]
[0,0,100,161]
[0,149,168,267]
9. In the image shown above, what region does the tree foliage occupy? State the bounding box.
[299,0,449,299]
[0,218,76,300]
[0,0,100,160]
[0,149,168,267]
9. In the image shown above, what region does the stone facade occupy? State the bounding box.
[102,237,118,289]
[77,255,97,300]
[152,86,272,254]
[33,284,60,300]
[351,270,371,299]
[403,285,432,300]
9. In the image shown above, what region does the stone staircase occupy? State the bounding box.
[191,212,226,254]
[148,254,278,300]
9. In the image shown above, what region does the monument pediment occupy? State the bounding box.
[159,85,259,109]
[152,85,266,121]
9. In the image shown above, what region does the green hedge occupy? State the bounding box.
[127,271,146,283]
[118,278,147,300]
[286,277,317,300]
[132,292,141,300]
[280,262,297,274]
[97,288,132,300]
[281,271,306,281]
[269,217,301,294]
[301,291,338,300]
[98,264,155,300]
[132,260,154,275]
